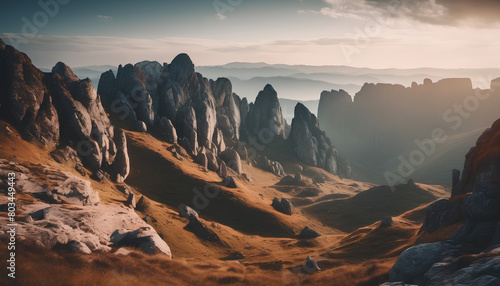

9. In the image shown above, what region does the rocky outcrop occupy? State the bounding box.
[0,41,126,179]
[159,117,177,144]
[110,227,170,255]
[211,78,241,139]
[289,103,352,178]
[219,148,242,175]
[422,198,464,233]
[245,84,287,140]
[254,155,285,176]
[97,54,244,156]
[388,117,500,284]
[0,160,171,257]
[389,242,459,285]
[212,128,226,153]
[318,78,500,185]
[112,129,130,181]
[0,41,59,148]
[235,95,249,138]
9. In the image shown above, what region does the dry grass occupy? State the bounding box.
[0,120,453,285]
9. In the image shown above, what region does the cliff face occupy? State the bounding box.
[244,84,287,140]
[98,56,245,151]
[289,103,351,178]
[389,116,500,285]
[318,78,500,185]
[0,40,129,180]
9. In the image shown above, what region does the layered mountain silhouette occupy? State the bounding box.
[2,37,500,285]
[318,78,500,185]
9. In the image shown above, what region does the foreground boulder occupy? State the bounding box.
[0,160,171,257]
[389,242,459,285]
[111,227,171,255]
[271,197,293,215]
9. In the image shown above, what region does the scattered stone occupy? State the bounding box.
[381,217,394,228]
[117,185,132,195]
[185,216,220,242]
[136,196,151,212]
[298,188,321,197]
[255,155,285,176]
[24,215,34,223]
[126,193,136,209]
[93,170,105,182]
[178,204,199,221]
[271,197,293,215]
[223,251,245,260]
[75,163,86,177]
[241,173,253,182]
[178,205,220,242]
[195,152,208,170]
[299,226,321,239]
[294,173,303,184]
[303,256,321,273]
[222,176,237,188]
[218,160,228,178]
[314,176,326,184]
[116,174,125,183]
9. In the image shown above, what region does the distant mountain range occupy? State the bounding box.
[57,63,500,105]
[52,62,500,127]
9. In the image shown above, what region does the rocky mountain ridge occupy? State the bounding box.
[386,117,500,285]
[318,77,500,185]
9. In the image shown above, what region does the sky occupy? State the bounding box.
[0,0,499,69]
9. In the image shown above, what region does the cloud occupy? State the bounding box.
[318,0,500,26]
[1,31,499,70]
[97,15,113,20]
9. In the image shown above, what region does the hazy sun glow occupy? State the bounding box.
[0,0,499,69]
